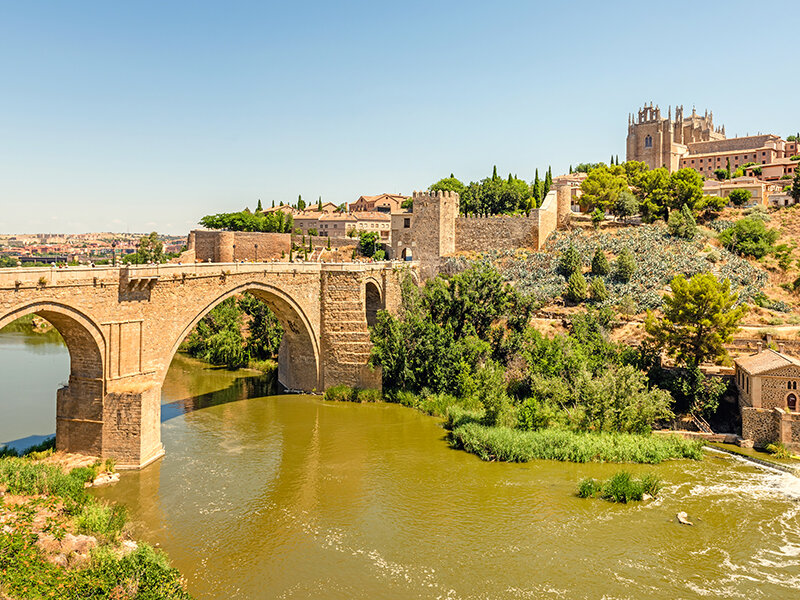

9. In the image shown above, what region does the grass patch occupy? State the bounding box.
[73,503,127,542]
[766,442,793,459]
[323,385,382,403]
[449,424,703,463]
[577,471,663,503]
[0,455,191,598]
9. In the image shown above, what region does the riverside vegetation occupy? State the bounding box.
[0,443,190,599]
[327,265,724,464]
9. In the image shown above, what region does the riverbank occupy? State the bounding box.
[323,386,704,463]
[0,448,191,599]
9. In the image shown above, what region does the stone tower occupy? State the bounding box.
[410,190,459,277]
[626,103,725,171]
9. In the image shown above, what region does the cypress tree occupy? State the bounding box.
[564,271,587,305]
[726,158,731,180]
[256,199,263,212]
[615,249,637,282]
[492,165,498,180]
[297,195,306,211]
[610,155,614,166]
[558,244,582,277]
[271,200,275,208]
[569,164,573,174]
[589,277,609,303]
[591,248,611,275]
[616,154,620,165]
[318,196,323,210]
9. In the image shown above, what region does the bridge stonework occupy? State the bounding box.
[0,262,410,468]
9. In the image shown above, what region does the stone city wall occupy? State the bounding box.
[741,407,781,448]
[455,214,539,252]
[187,230,291,262]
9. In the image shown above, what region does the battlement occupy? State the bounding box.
[411,190,460,201]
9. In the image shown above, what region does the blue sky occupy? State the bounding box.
[1,1,797,234]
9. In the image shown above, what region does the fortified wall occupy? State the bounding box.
[392,184,570,278]
[184,230,291,263]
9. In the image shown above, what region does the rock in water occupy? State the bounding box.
[676,511,693,526]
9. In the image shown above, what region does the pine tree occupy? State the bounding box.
[564,271,587,304]
[591,248,611,275]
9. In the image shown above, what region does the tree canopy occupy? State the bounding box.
[199,209,294,233]
[644,273,747,367]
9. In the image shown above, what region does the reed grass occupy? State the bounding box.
[449,423,703,464]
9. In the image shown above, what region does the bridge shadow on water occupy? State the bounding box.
[160,368,282,423]
[1,433,55,453]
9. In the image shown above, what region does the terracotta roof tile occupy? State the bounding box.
[735,350,800,375]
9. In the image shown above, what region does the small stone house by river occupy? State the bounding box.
[735,347,800,451]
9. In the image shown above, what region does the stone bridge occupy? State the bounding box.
[0,261,412,468]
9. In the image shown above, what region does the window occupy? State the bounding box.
[789,393,797,412]
[403,218,410,229]
[644,135,652,148]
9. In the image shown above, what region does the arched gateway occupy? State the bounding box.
[0,262,409,468]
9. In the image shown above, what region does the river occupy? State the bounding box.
[1,327,799,599]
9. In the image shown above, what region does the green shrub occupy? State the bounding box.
[323,384,356,402]
[719,217,779,258]
[355,388,382,403]
[766,442,792,459]
[600,471,642,503]
[577,478,601,498]
[576,471,662,503]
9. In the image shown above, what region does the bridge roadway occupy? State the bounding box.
[0,260,412,467]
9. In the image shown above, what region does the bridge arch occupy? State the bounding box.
[163,281,321,392]
[0,301,105,380]
[0,301,107,455]
[364,277,384,328]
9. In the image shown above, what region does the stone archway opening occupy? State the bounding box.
[365,281,383,328]
[0,304,105,456]
[164,283,321,394]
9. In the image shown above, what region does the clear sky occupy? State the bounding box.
[1,0,797,235]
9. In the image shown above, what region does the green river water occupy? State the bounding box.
[1,328,799,599]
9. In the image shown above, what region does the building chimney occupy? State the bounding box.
[778,343,785,354]
[757,341,763,353]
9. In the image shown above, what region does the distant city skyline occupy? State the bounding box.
[1,0,798,235]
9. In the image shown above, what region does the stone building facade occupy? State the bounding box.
[735,348,800,451]
[626,104,725,171]
[627,103,796,179]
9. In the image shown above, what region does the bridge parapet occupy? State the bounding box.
[0,261,416,290]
